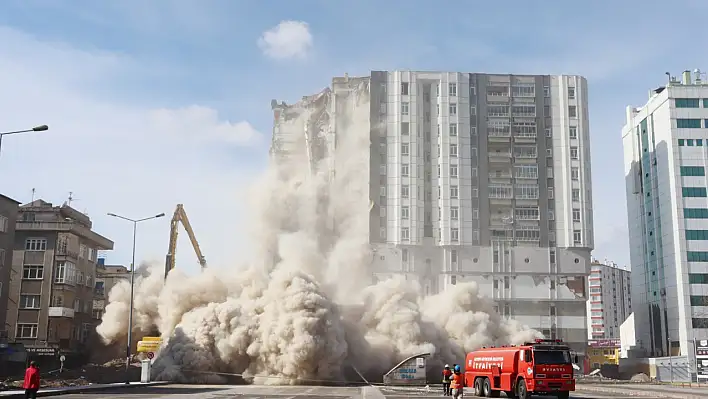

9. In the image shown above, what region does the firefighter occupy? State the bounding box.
[451,364,465,398]
[441,364,452,396]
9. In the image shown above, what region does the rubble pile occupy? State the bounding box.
[1,358,142,389]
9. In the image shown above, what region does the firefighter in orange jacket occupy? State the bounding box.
[441,364,452,396]
[450,364,465,398]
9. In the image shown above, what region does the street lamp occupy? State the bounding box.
[107,211,165,384]
[0,125,49,156]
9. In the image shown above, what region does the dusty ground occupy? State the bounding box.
[1,359,143,389]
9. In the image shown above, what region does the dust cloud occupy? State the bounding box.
[96,78,541,385]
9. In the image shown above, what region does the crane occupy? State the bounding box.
[164,204,207,279]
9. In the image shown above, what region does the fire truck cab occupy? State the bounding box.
[464,339,578,399]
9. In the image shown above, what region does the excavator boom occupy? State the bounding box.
[164,204,207,279]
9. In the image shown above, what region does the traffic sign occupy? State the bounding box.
[147,352,154,359]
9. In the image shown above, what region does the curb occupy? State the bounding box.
[0,382,170,397]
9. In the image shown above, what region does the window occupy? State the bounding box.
[689,273,708,283]
[568,106,577,118]
[572,189,580,202]
[545,128,552,137]
[401,206,409,220]
[380,227,386,239]
[380,186,386,196]
[684,208,708,219]
[450,144,458,157]
[79,244,87,258]
[0,215,7,233]
[19,295,41,309]
[451,228,459,242]
[380,164,386,175]
[573,230,582,245]
[570,147,579,159]
[473,209,479,219]
[571,167,579,180]
[16,324,38,339]
[681,166,705,176]
[690,296,708,306]
[449,82,457,97]
[516,206,540,220]
[450,164,458,178]
[677,118,701,128]
[450,185,459,199]
[401,164,409,177]
[22,265,43,280]
[401,82,409,95]
[449,103,457,115]
[401,143,409,156]
[686,231,708,241]
[401,227,410,241]
[569,126,577,139]
[25,238,47,251]
[699,139,705,146]
[450,206,459,221]
[543,86,550,97]
[55,261,77,284]
[87,248,95,261]
[401,102,409,116]
[683,187,708,197]
[449,123,457,136]
[572,209,581,223]
[401,185,410,199]
[679,139,686,146]
[401,122,409,135]
[675,98,699,108]
[471,167,478,177]
[568,87,576,99]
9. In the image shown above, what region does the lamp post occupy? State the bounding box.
[107,211,165,384]
[0,125,49,157]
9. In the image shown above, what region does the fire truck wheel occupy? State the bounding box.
[473,378,483,396]
[482,378,492,397]
[516,378,531,399]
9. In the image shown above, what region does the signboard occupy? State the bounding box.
[136,337,162,353]
[588,339,620,348]
[696,340,708,380]
[383,354,428,386]
[26,347,57,356]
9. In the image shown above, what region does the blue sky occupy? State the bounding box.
[0,0,706,272]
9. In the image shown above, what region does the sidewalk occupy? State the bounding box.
[0,381,168,397]
[577,383,708,398]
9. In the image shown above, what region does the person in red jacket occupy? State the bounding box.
[23,361,40,399]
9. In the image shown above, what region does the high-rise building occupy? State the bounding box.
[5,199,113,362]
[623,69,708,361]
[586,259,632,340]
[272,70,594,355]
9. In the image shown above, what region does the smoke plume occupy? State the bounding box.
[96,78,541,384]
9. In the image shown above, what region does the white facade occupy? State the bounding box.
[623,69,708,365]
[586,259,632,339]
[272,71,594,354]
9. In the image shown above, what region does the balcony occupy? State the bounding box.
[48,307,75,318]
[17,221,114,250]
[489,184,514,199]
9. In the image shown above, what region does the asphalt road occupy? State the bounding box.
[42,384,687,398]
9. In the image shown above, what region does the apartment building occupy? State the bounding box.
[586,259,632,339]
[623,69,708,362]
[5,199,113,359]
[0,193,20,337]
[272,71,594,355]
[92,259,129,320]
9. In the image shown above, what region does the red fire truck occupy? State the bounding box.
[464,339,577,398]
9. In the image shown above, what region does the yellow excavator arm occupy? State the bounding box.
[164,204,207,279]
